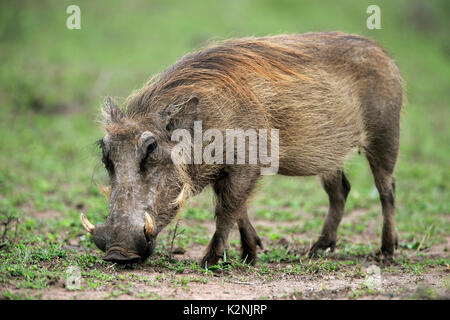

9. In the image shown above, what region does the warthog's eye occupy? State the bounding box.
[140,138,157,172]
[99,140,114,173]
[102,153,114,173]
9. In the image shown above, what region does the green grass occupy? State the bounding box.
[0,0,449,299]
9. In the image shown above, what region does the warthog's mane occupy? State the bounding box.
[122,35,313,120]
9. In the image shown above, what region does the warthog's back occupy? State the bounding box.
[230,32,403,176]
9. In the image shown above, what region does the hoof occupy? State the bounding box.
[308,239,336,258]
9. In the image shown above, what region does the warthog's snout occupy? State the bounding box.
[81,212,156,264]
[103,247,141,264]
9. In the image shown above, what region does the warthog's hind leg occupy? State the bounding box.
[309,170,350,257]
[365,116,399,261]
[369,165,397,261]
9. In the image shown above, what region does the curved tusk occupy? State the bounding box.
[80,213,95,233]
[144,212,154,237]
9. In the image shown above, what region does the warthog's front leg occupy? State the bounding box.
[237,207,263,265]
[200,214,235,268]
[201,167,260,268]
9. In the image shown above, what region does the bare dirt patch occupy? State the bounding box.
[4,261,448,300]
[31,210,63,220]
[2,217,448,300]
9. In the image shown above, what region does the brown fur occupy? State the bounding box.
[93,32,404,265]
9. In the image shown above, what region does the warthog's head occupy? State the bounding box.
[81,96,198,264]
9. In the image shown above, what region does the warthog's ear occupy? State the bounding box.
[159,95,199,132]
[102,96,123,124]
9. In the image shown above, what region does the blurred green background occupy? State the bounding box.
[0,0,449,289]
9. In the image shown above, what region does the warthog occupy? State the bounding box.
[81,32,404,265]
